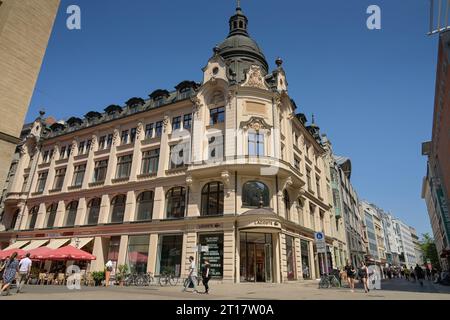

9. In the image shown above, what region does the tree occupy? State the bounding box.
[420,233,441,270]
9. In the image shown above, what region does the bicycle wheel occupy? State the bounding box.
[136,275,145,287]
[169,275,178,286]
[159,275,168,286]
[330,277,340,288]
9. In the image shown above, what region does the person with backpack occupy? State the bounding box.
[201,260,211,294]
[358,262,370,293]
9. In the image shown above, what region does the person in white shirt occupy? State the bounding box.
[182,256,198,293]
[105,260,113,287]
[17,253,32,294]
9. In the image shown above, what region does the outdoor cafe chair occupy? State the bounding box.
[38,273,47,285]
[46,273,55,285]
[56,273,66,285]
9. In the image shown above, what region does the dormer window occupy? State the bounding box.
[104,105,123,116]
[154,96,165,108]
[178,87,192,100]
[149,90,170,108]
[175,81,197,101]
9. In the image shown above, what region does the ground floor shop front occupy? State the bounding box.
[0,212,343,283]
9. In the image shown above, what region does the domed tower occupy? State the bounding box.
[216,2,269,83]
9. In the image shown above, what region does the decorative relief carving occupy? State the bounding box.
[163,115,170,132]
[90,135,97,150]
[191,97,203,119]
[136,122,144,137]
[70,140,77,154]
[112,129,120,146]
[186,175,193,187]
[240,116,272,132]
[242,65,269,90]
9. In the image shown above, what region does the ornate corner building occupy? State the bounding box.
[0,5,348,283]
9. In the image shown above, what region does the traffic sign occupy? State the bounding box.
[314,232,325,243]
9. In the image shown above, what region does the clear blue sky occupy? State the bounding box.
[27,0,438,236]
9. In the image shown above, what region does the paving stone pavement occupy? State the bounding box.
[1,278,449,300]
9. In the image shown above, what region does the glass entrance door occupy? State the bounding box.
[240,232,273,282]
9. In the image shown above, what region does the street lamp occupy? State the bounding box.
[74,237,80,248]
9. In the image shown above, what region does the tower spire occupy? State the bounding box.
[237,0,241,10]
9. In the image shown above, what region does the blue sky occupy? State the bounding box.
[28,0,438,236]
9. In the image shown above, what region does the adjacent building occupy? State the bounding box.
[0,0,60,191]
[422,30,450,270]
[379,211,401,266]
[410,227,423,266]
[393,219,417,268]
[0,5,339,283]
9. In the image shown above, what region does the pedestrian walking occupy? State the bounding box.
[410,267,416,282]
[16,253,32,294]
[105,260,113,287]
[1,252,19,296]
[182,256,198,293]
[358,262,370,293]
[414,264,424,287]
[344,261,356,293]
[0,258,6,287]
[404,266,410,281]
[426,268,432,281]
[201,259,211,294]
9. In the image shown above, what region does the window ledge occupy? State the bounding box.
[38,162,51,169]
[89,181,105,188]
[74,153,89,161]
[94,148,111,156]
[117,143,134,151]
[166,167,187,174]
[55,158,68,165]
[137,173,157,179]
[31,191,43,196]
[49,188,61,194]
[142,137,160,145]
[112,177,129,184]
[68,185,82,191]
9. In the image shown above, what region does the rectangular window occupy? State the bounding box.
[106,134,113,149]
[21,175,29,193]
[42,151,49,163]
[169,144,189,169]
[155,121,163,137]
[36,171,48,193]
[86,139,92,152]
[78,141,85,155]
[145,123,154,139]
[248,132,264,156]
[93,160,108,182]
[294,157,300,170]
[127,235,150,274]
[116,155,132,178]
[72,164,86,187]
[306,168,312,190]
[172,116,181,130]
[309,205,316,230]
[99,136,106,150]
[130,128,137,143]
[316,175,321,198]
[210,107,225,125]
[156,235,183,276]
[141,149,159,174]
[66,146,71,158]
[49,149,54,161]
[60,146,66,159]
[183,114,192,130]
[121,130,129,145]
[53,168,66,190]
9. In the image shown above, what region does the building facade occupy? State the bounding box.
[0,0,60,191]
[410,227,423,266]
[0,5,338,283]
[379,211,401,266]
[393,219,417,268]
[422,30,450,270]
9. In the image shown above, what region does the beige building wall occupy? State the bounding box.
[0,0,60,189]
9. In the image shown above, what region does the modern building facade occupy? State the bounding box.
[379,211,401,266]
[393,219,417,268]
[0,0,60,191]
[0,5,338,283]
[422,30,450,270]
[410,227,423,266]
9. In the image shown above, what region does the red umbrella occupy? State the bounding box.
[0,249,26,260]
[21,247,54,260]
[48,245,96,261]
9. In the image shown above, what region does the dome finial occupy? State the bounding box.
[236,0,241,11]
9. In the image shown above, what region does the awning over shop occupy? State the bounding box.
[2,240,30,251]
[70,237,94,249]
[21,239,49,251]
[47,238,71,249]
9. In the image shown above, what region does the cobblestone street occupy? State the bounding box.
[1,278,449,300]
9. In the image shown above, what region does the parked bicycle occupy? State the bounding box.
[318,274,341,289]
[124,273,154,286]
[159,271,179,286]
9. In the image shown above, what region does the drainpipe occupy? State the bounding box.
[234,171,238,283]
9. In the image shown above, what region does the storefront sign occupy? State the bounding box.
[199,234,223,278]
[198,223,222,229]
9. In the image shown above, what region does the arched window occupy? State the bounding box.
[284,190,290,219]
[27,206,39,229]
[46,203,58,228]
[10,209,20,230]
[242,181,270,208]
[65,201,78,227]
[110,195,126,223]
[87,198,101,225]
[201,182,224,216]
[166,187,186,219]
[136,191,154,221]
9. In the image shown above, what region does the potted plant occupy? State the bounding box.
[116,264,128,286]
[92,271,105,287]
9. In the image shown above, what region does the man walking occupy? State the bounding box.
[182,256,198,293]
[17,253,32,294]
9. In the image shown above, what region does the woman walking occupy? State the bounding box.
[344,261,356,293]
[358,262,370,293]
[1,252,19,296]
[201,260,211,294]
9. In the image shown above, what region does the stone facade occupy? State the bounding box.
[0,0,60,190]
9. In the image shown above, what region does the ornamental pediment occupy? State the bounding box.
[240,116,272,131]
[242,65,269,90]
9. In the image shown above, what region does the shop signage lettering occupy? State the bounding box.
[254,220,278,226]
[199,234,224,278]
[198,223,222,229]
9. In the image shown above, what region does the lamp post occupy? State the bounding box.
[74,237,80,249]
